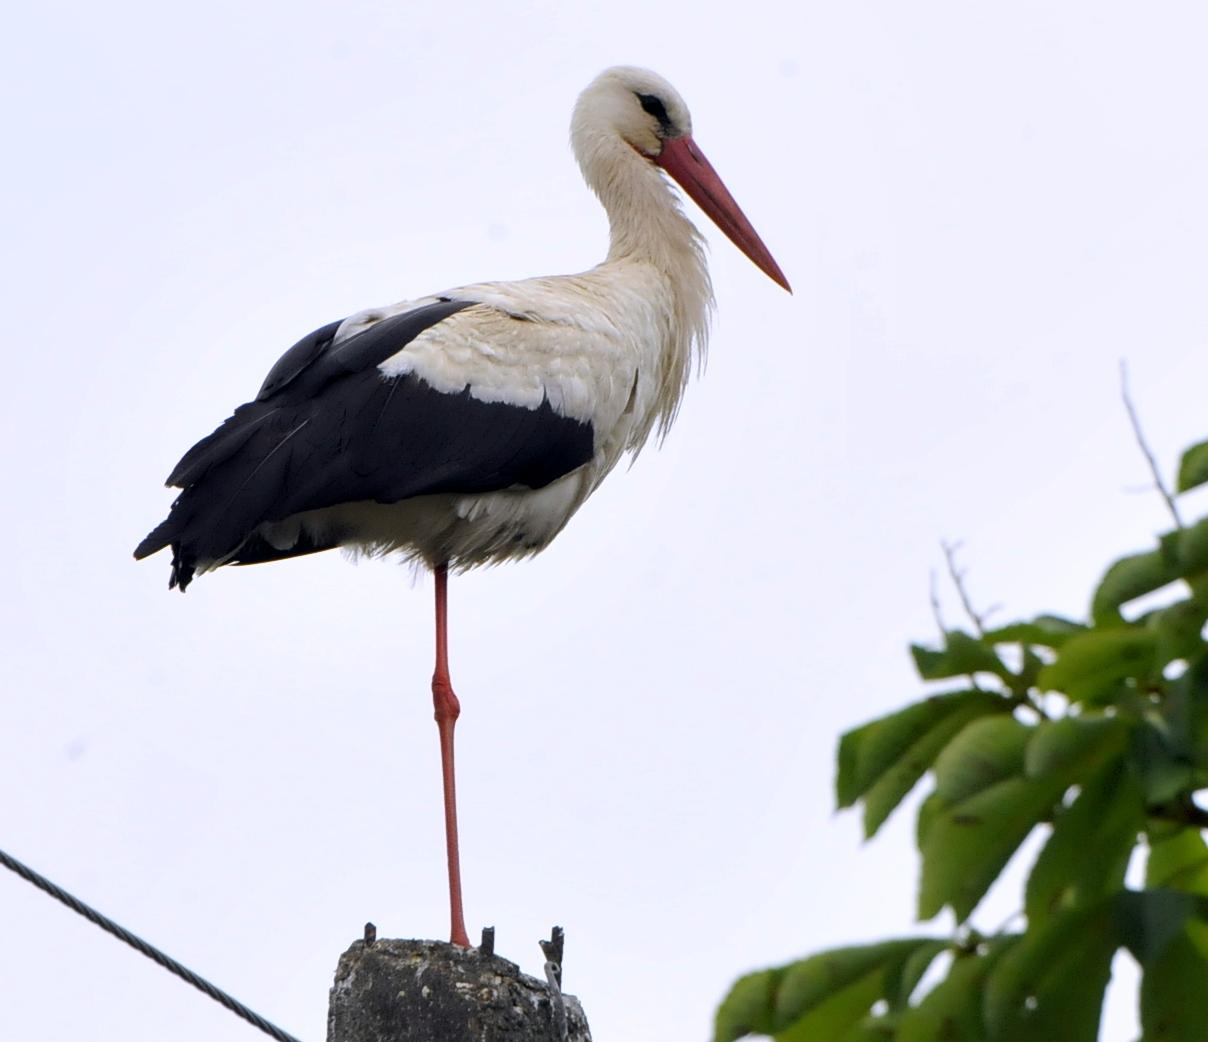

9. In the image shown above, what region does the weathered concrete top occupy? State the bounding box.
[327,938,592,1042]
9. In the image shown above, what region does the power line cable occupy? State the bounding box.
[0,845,307,1042]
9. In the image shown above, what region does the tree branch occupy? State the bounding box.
[1148,797,1208,830]
[941,540,998,637]
[929,568,949,643]
[1120,360,1183,529]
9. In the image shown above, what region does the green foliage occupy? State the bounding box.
[1147,827,1208,893]
[1024,763,1142,923]
[1090,548,1182,626]
[715,437,1208,1042]
[910,631,1011,683]
[837,689,1005,837]
[895,939,1015,1042]
[983,901,1118,1041]
[918,775,1065,922]
[1177,438,1208,493]
[1138,918,1208,1039]
[714,940,947,1042]
[1035,629,1158,702]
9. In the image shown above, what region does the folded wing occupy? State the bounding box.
[134,299,596,589]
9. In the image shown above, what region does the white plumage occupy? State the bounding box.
[290,68,720,572]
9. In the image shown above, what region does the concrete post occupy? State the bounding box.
[327,929,592,1042]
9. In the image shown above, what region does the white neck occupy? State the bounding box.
[575,133,714,441]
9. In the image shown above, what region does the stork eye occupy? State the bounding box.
[636,92,672,132]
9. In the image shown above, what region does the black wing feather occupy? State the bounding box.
[134,299,596,589]
[255,319,345,401]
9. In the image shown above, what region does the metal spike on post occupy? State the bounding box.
[538,926,567,1040]
[538,926,565,988]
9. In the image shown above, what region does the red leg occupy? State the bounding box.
[432,563,471,948]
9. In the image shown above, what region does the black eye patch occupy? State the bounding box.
[636,92,674,135]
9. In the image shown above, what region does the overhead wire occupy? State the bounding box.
[0,845,307,1042]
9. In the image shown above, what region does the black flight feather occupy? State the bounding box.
[134,299,596,590]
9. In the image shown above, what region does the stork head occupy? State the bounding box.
[573,66,790,293]
[575,66,693,159]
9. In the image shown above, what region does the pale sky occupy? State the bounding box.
[3,3,1207,1041]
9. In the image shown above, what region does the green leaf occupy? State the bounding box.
[1131,720,1195,804]
[1183,655,1208,769]
[1092,550,1181,625]
[1025,715,1130,778]
[984,902,1117,1042]
[715,941,945,1042]
[1037,629,1158,702]
[915,791,945,850]
[859,708,1006,839]
[834,1017,898,1042]
[773,971,881,1042]
[1149,597,1208,664]
[1139,919,1208,1041]
[774,940,929,1033]
[1115,888,1198,966]
[984,891,1208,1042]
[1177,438,1208,493]
[919,776,1066,922]
[838,691,1007,838]
[1016,647,1046,691]
[983,615,1086,649]
[837,691,1004,809]
[1175,516,1208,582]
[911,631,1010,682]
[933,716,1032,806]
[891,940,949,1010]
[1146,829,1208,895]
[1025,762,1144,924]
[715,969,781,1042]
[896,939,1017,1042]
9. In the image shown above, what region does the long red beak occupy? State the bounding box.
[655,135,791,292]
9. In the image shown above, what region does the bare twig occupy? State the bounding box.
[1120,360,1183,529]
[942,540,991,637]
[929,569,948,642]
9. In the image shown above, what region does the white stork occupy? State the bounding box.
[135,66,789,948]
